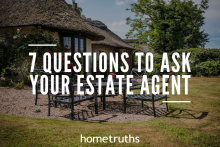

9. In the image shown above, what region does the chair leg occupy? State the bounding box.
[35,91,38,105]
[70,102,74,120]
[152,101,156,117]
[54,97,57,108]
[165,96,169,112]
[94,89,98,114]
[48,94,51,116]
[123,89,126,113]
[101,95,103,102]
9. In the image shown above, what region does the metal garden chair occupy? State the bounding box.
[125,70,172,117]
[46,74,96,120]
[32,69,44,105]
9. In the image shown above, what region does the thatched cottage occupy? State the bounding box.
[0,0,134,75]
[0,0,104,53]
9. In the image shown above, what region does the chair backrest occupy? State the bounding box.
[32,69,44,77]
[130,68,146,83]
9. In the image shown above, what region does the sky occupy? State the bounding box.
[65,0,220,49]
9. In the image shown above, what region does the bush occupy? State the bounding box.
[167,48,220,77]
[0,27,60,78]
[23,76,32,86]
[197,61,220,77]
[0,77,10,87]
[10,80,24,89]
[146,63,160,77]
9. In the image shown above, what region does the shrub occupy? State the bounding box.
[146,63,160,77]
[198,61,220,77]
[167,48,220,77]
[0,27,60,78]
[10,80,24,89]
[0,77,10,87]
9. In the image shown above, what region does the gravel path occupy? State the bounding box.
[0,87,168,123]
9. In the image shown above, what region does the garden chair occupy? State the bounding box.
[32,69,44,105]
[126,68,147,106]
[129,68,147,89]
[33,70,64,105]
[125,70,172,117]
[46,73,95,120]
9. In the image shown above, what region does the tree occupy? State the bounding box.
[126,0,209,53]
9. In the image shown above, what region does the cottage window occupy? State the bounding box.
[75,38,79,52]
[80,39,84,52]
[63,37,71,49]
[60,35,86,53]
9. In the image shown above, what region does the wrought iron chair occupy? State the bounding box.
[126,68,147,106]
[47,75,96,120]
[129,68,147,89]
[125,70,172,117]
[33,70,64,105]
[32,69,44,105]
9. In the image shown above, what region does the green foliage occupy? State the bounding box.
[0,77,10,87]
[0,27,59,78]
[0,27,78,80]
[35,109,41,113]
[23,76,31,86]
[0,68,13,87]
[126,0,209,53]
[197,60,220,77]
[81,14,92,20]
[167,48,220,77]
[0,68,12,78]
[10,80,24,89]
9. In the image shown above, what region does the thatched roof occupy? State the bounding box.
[86,20,135,50]
[0,0,104,41]
[124,39,150,53]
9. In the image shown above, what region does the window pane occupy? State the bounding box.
[80,39,84,51]
[75,38,78,52]
[63,37,71,49]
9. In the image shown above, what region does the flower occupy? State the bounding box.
[68,65,73,69]
[1,77,5,81]
[13,36,17,39]
[107,73,117,79]
[24,35,26,38]
[42,34,44,36]
[110,73,116,77]
[62,58,64,62]
[39,57,41,60]
[17,28,20,32]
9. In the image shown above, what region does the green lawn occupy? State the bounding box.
[0,77,220,146]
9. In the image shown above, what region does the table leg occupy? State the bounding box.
[103,87,106,110]
[123,88,126,113]
[95,88,98,114]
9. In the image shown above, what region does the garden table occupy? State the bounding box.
[82,82,142,114]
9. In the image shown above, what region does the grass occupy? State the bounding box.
[0,77,220,146]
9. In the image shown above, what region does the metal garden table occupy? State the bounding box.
[88,82,142,114]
